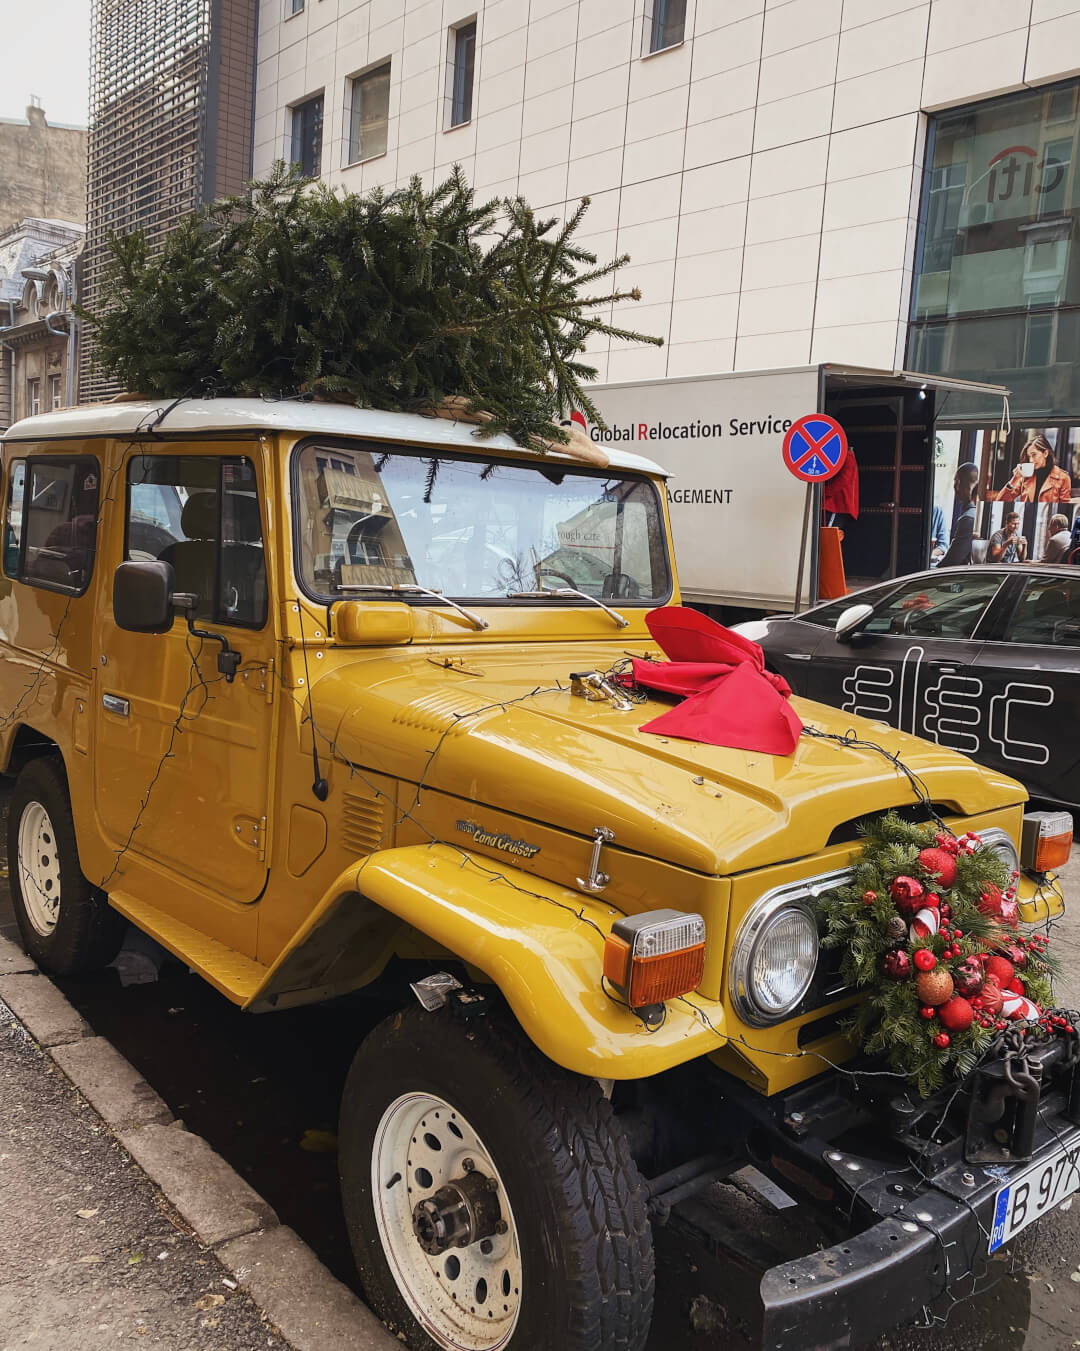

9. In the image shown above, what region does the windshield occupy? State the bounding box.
[293,442,671,604]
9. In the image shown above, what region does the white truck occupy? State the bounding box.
[583,364,1006,614]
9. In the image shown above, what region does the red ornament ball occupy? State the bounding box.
[933,1032,951,1049]
[918,847,958,889]
[889,875,926,917]
[883,949,912,981]
[862,890,877,906]
[938,996,975,1032]
[985,955,1015,990]
[913,948,937,972]
[920,1006,936,1020]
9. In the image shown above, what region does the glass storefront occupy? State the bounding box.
[908,79,1080,423]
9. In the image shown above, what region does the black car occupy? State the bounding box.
[735,565,1080,808]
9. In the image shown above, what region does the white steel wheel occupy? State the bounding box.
[17,800,62,937]
[372,1092,522,1351]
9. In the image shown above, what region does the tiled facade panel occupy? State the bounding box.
[254,0,1080,381]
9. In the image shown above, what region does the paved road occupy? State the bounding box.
[1,817,1078,1349]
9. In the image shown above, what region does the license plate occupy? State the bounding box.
[988,1134,1080,1253]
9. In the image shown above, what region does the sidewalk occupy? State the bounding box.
[0,931,397,1351]
[0,996,290,1351]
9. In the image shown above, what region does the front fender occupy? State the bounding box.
[250,842,728,1080]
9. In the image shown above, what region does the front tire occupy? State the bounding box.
[339,1007,655,1351]
[7,757,125,974]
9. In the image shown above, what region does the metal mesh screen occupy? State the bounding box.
[79,0,212,403]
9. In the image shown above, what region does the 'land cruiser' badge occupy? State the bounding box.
[456,820,540,859]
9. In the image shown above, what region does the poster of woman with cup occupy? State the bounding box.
[987,433,1073,503]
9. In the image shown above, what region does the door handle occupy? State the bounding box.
[102,694,129,717]
[784,652,812,660]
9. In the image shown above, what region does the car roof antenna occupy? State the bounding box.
[297,603,329,801]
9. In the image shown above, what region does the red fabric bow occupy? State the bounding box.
[632,607,803,756]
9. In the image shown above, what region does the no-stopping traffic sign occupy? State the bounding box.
[782,414,848,482]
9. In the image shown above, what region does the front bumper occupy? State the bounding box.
[758,1045,1080,1350]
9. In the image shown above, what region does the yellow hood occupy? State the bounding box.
[313,643,1026,876]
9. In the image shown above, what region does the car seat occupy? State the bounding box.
[159,492,219,616]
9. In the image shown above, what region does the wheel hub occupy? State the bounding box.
[412,1165,504,1255]
[17,801,62,937]
[372,1092,522,1350]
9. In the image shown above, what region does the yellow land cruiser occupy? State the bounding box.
[0,398,1073,1351]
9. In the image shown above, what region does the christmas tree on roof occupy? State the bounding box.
[80,163,662,455]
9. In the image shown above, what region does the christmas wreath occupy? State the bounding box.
[819,813,1063,1097]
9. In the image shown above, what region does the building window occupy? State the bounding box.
[290,94,324,177]
[447,19,476,128]
[286,0,304,16]
[347,62,391,164]
[27,380,41,417]
[647,0,686,53]
[48,375,62,410]
[908,77,1080,421]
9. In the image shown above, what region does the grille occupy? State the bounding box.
[341,791,388,856]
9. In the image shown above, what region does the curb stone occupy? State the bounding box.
[119,1120,279,1248]
[0,935,400,1351]
[219,1226,398,1351]
[0,932,35,975]
[0,969,93,1045]
[52,1034,174,1130]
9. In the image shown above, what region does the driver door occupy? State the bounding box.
[92,443,276,905]
[805,573,1006,752]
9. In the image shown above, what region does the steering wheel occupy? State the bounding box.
[535,568,577,589]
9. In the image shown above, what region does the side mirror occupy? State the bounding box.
[834,602,874,641]
[113,560,177,634]
[334,600,415,646]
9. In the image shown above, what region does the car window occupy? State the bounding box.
[863,574,1002,640]
[125,454,267,628]
[1001,576,1080,648]
[3,457,100,595]
[801,582,899,628]
[294,443,670,603]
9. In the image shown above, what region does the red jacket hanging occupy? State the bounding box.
[823,446,859,518]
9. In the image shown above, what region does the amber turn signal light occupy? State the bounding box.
[1021,809,1073,872]
[603,909,706,1019]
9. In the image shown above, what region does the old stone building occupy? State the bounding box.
[0,102,86,231]
[0,219,84,432]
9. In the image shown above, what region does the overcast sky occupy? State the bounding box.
[3,0,90,127]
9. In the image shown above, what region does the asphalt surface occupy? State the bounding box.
[1,794,1079,1350]
[0,1008,290,1350]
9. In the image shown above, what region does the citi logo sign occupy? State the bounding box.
[985,144,1065,203]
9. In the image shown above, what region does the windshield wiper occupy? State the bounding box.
[336,583,489,630]
[507,588,629,629]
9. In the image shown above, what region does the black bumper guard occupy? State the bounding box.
[758,1028,1080,1350]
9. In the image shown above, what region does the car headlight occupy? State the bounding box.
[976,827,1019,876]
[729,882,823,1026]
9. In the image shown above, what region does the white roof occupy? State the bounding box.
[3,397,668,476]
